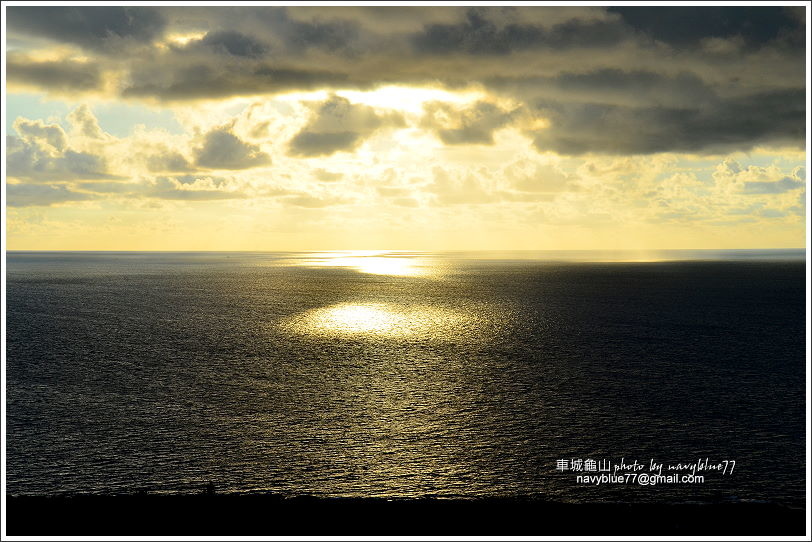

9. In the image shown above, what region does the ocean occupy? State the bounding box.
[5,250,807,507]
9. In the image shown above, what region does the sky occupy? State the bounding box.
[3,4,808,251]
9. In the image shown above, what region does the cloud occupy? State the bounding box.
[742,177,805,195]
[539,69,715,108]
[424,167,496,205]
[283,194,350,207]
[194,126,271,169]
[7,126,119,183]
[13,118,67,152]
[411,8,629,55]
[6,6,806,155]
[146,176,248,200]
[67,105,108,139]
[122,63,351,101]
[6,183,96,207]
[421,163,564,205]
[626,158,808,223]
[285,6,465,33]
[391,197,419,207]
[504,160,577,192]
[183,31,270,58]
[7,55,103,93]
[527,88,804,155]
[376,186,410,197]
[279,14,361,55]
[171,7,363,56]
[6,6,166,52]
[608,6,804,50]
[144,149,194,173]
[313,168,343,182]
[289,95,405,156]
[422,100,517,145]
[121,122,195,174]
[8,109,125,182]
[73,175,249,201]
[713,160,807,198]
[153,190,244,201]
[76,182,142,194]
[289,132,360,157]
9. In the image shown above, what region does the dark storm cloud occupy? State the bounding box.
[529,88,805,155]
[608,6,804,49]
[412,9,628,55]
[486,67,804,154]
[7,6,807,155]
[742,177,805,195]
[194,127,271,170]
[159,6,363,56]
[486,69,718,110]
[422,101,517,145]
[217,6,363,55]
[282,15,361,55]
[555,69,716,106]
[7,56,102,92]
[6,6,166,52]
[289,95,405,157]
[7,183,96,207]
[185,31,270,58]
[122,63,351,101]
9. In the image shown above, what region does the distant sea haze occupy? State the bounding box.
[5,250,806,506]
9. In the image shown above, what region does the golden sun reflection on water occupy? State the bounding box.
[299,251,434,277]
[282,302,474,339]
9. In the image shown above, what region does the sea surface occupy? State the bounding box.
[5,250,807,505]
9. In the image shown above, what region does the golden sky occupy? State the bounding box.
[4,5,808,250]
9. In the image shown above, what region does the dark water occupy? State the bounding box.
[5,250,807,505]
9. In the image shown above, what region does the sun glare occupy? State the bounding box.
[301,251,434,277]
[337,85,487,114]
[164,32,207,46]
[281,302,475,339]
[304,304,408,335]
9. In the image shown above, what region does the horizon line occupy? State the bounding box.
[5,248,807,253]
